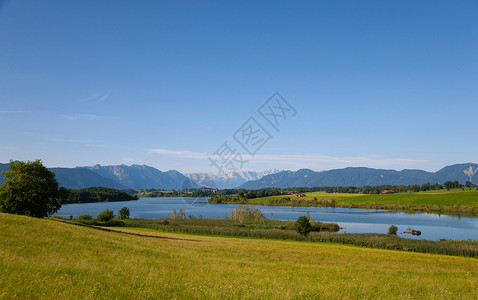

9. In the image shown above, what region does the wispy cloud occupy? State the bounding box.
[64,114,117,121]
[97,93,109,102]
[251,154,429,170]
[253,154,427,165]
[46,137,92,144]
[0,146,18,150]
[149,148,208,159]
[81,93,110,102]
[0,110,29,113]
[149,147,429,171]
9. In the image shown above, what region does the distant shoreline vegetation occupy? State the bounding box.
[133,184,478,216]
[136,181,476,199]
[136,188,215,198]
[76,183,478,215]
[209,187,478,216]
[67,187,139,204]
[60,209,478,258]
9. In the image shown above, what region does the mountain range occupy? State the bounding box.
[0,162,477,190]
[185,170,279,189]
[80,164,190,190]
[239,163,478,189]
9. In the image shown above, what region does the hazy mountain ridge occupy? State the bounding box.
[0,163,192,190]
[80,164,191,190]
[1,162,477,190]
[0,163,128,189]
[239,163,478,189]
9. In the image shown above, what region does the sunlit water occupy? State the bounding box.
[57,197,478,241]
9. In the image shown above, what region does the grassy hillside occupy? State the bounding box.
[1,213,478,298]
[242,189,478,215]
[335,189,478,206]
[249,189,478,205]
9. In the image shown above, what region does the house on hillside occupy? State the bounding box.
[380,190,395,194]
[283,191,298,195]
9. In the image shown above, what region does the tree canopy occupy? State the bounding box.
[0,160,69,217]
[67,187,138,203]
[294,216,312,237]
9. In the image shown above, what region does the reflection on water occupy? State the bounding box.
[57,197,478,241]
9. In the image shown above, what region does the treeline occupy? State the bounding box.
[67,187,139,203]
[136,181,476,199]
[229,181,475,197]
[211,185,438,202]
[209,182,477,204]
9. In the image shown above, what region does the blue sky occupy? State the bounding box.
[0,0,477,173]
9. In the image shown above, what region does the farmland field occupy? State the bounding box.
[1,213,478,299]
[243,189,478,215]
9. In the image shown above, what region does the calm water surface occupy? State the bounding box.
[57,197,478,241]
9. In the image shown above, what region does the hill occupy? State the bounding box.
[1,213,478,298]
[81,164,192,190]
[1,163,195,190]
[2,162,477,190]
[236,189,478,215]
[240,163,478,189]
[49,167,129,190]
[0,163,128,189]
[67,187,139,204]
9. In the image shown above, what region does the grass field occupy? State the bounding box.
[115,218,478,257]
[335,189,478,206]
[244,189,478,215]
[1,213,478,299]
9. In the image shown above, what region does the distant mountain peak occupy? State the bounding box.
[463,165,478,181]
[3,162,476,190]
[186,169,280,189]
[79,164,191,190]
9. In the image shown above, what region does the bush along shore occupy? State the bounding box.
[209,191,478,216]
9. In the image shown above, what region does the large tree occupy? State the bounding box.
[0,160,69,217]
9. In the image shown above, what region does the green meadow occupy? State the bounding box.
[1,212,478,299]
[243,189,478,215]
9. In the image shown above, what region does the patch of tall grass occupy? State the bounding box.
[114,218,478,258]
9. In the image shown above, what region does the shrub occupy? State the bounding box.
[294,216,311,237]
[229,205,265,222]
[105,219,125,227]
[155,219,170,225]
[97,209,114,222]
[388,225,398,235]
[118,207,130,219]
[172,208,186,219]
[412,230,422,236]
[76,214,92,221]
[311,221,340,232]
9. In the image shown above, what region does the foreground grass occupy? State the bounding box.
[241,189,478,215]
[1,213,478,299]
[337,189,478,206]
[115,218,478,258]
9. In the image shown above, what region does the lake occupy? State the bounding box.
[57,197,478,241]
